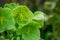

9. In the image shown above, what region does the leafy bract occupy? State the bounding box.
[33,11,44,28]
[19,21,40,40]
[0,7,15,33]
[4,3,19,10]
[33,20,44,28]
[16,21,40,35]
[22,29,40,40]
[33,11,45,20]
[13,6,34,28]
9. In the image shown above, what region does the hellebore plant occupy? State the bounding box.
[0,3,44,40]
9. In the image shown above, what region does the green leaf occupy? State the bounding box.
[0,36,9,40]
[16,36,20,40]
[33,11,45,20]
[16,21,40,35]
[4,3,19,10]
[18,21,40,40]
[22,29,40,40]
[33,20,44,28]
[33,11,44,28]
[0,7,15,33]
[13,6,34,28]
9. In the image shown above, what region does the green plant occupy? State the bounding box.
[0,3,44,40]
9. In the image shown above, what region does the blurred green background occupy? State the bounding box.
[0,0,60,40]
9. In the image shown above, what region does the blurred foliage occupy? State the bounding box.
[0,0,60,40]
[0,3,44,40]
